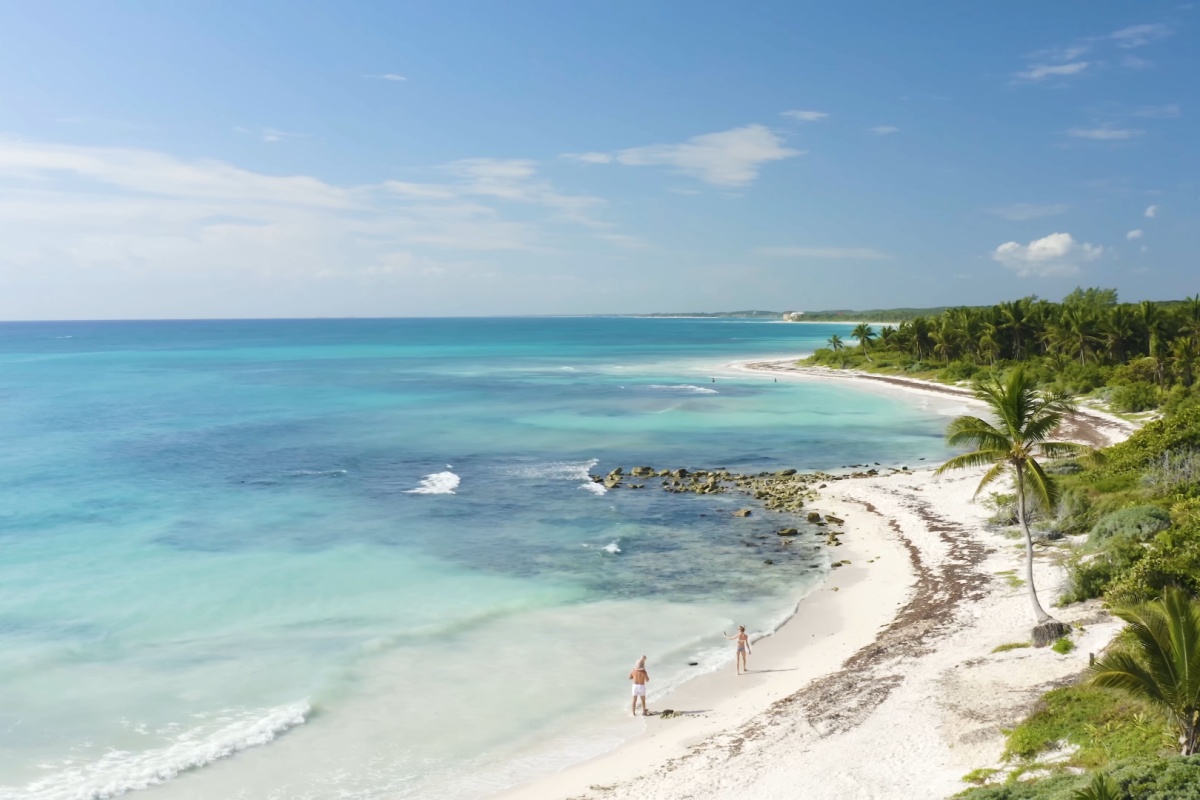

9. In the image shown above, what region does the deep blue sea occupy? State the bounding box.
[0,318,957,799]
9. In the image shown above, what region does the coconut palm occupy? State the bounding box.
[851,323,875,360]
[935,367,1092,645]
[827,334,844,352]
[1088,586,1200,756]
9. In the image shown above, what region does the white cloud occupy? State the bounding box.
[782,110,829,122]
[757,246,890,260]
[1133,103,1180,118]
[990,203,1069,221]
[615,125,800,187]
[869,126,899,135]
[1066,126,1143,140]
[1145,204,1159,217]
[235,127,299,144]
[1121,55,1154,70]
[991,232,1103,277]
[1126,229,1143,240]
[1015,61,1090,81]
[364,73,407,81]
[0,139,621,317]
[560,152,614,164]
[1110,23,1172,48]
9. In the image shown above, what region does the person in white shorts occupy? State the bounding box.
[629,656,649,716]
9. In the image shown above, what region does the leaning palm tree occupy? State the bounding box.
[935,367,1092,645]
[851,323,875,361]
[1088,586,1200,756]
[827,334,844,352]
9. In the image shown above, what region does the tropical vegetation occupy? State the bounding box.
[952,374,1200,797]
[806,289,1200,414]
[935,368,1091,645]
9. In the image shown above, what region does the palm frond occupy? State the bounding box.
[1024,458,1058,508]
[935,450,1007,475]
[972,462,1008,498]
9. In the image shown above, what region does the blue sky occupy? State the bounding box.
[0,1,1196,319]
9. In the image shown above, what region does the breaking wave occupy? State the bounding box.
[405,471,461,494]
[6,701,310,800]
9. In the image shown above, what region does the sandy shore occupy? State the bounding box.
[494,360,1134,800]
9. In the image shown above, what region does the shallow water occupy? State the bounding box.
[0,318,957,799]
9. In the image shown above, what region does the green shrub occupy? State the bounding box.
[1110,382,1160,413]
[1104,532,1200,606]
[993,641,1032,653]
[940,359,981,382]
[1088,506,1172,544]
[1051,637,1076,654]
[1002,686,1167,767]
[957,758,1200,799]
[1095,404,1200,478]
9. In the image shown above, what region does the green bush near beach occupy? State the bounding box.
[955,758,1200,799]
[1000,686,1166,768]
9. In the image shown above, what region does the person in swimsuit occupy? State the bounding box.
[723,626,751,674]
[629,656,649,716]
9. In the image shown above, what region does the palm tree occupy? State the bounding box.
[935,367,1092,645]
[827,334,844,352]
[1072,774,1120,800]
[1088,586,1200,755]
[851,323,875,361]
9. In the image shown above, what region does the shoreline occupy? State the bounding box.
[495,358,1134,800]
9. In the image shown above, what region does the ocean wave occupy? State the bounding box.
[405,471,461,495]
[579,482,607,496]
[8,701,309,800]
[286,469,347,478]
[647,384,718,395]
[601,541,621,554]
[501,459,599,482]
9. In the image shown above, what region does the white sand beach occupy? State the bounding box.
[496,361,1137,800]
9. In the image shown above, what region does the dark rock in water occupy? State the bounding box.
[732,508,752,517]
[831,561,843,568]
[901,466,909,471]
[609,466,624,476]
[818,483,827,489]
[763,559,774,565]
[687,661,699,666]
[779,468,797,476]
[631,466,655,477]
[806,512,823,523]
[660,709,680,719]
[825,515,845,525]
[777,528,799,536]
[657,469,670,477]
[673,468,689,478]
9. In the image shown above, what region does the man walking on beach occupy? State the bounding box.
[630,656,649,716]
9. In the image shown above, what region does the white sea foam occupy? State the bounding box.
[8,701,309,800]
[405,471,461,494]
[502,459,599,481]
[601,541,621,554]
[579,482,608,496]
[648,384,718,395]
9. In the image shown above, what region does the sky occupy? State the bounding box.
[0,1,1196,319]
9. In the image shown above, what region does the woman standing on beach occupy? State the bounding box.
[723,626,751,674]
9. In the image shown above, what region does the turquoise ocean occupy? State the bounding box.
[0,318,957,799]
